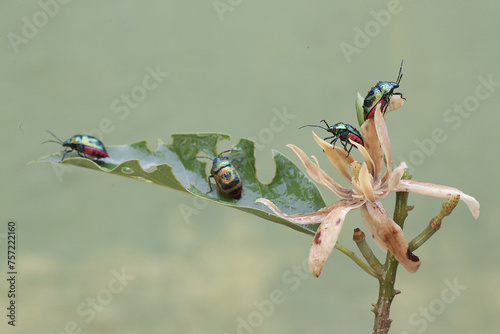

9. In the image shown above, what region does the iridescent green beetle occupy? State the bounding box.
[300,120,363,156]
[192,150,243,199]
[363,61,405,120]
[43,131,109,162]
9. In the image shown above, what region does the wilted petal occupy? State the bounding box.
[255,198,330,224]
[309,198,366,277]
[374,107,392,180]
[393,179,480,219]
[360,201,421,273]
[312,132,354,182]
[287,144,324,184]
[360,116,384,182]
[350,140,375,177]
[359,163,375,202]
[287,144,352,199]
[385,94,405,114]
[311,156,353,199]
[379,162,407,197]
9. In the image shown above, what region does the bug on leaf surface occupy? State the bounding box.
[300,120,363,156]
[43,131,109,162]
[192,150,243,199]
[363,60,405,120]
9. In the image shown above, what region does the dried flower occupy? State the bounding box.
[257,98,479,277]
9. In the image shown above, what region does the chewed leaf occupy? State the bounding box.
[32,133,325,235]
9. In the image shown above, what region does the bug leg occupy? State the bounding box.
[320,136,334,152]
[60,148,71,162]
[340,140,351,157]
[346,144,353,158]
[382,98,390,114]
[329,136,338,147]
[323,136,334,142]
[206,175,215,194]
[76,145,89,159]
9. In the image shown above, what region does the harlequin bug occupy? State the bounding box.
[192,150,243,199]
[300,120,363,156]
[43,131,108,162]
[363,60,405,120]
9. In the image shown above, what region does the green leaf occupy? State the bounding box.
[32,133,326,236]
[355,90,365,127]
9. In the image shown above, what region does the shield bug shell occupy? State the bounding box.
[300,120,363,156]
[363,60,405,120]
[43,131,108,162]
[192,150,243,199]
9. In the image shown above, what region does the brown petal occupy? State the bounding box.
[255,198,329,224]
[311,156,353,199]
[350,140,375,177]
[360,116,384,183]
[359,163,375,202]
[378,162,407,197]
[360,201,421,273]
[385,94,405,114]
[287,144,323,184]
[393,179,480,219]
[374,106,392,180]
[312,131,355,182]
[309,198,366,277]
[287,144,352,199]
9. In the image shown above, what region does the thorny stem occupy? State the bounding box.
[371,187,460,333]
[372,189,412,334]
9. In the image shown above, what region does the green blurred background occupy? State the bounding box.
[0,1,498,333]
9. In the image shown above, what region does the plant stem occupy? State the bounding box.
[372,190,411,334]
[409,195,460,252]
[409,224,438,252]
[335,242,378,278]
[353,228,384,277]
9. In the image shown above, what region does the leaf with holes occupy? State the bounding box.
[32,133,326,235]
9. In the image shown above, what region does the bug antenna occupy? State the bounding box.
[43,130,63,144]
[218,149,239,157]
[298,124,328,131]
[42,130,63,144]
[190,155,213,161]
[41,140,62,145]
[396,60,404,84]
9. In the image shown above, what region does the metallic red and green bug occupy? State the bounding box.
[300,120,364,156]
[43,131,109,162]
[363,61,405,120]
[193,150,243,199]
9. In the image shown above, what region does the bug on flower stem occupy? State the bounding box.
[299,120,363,156]
[191,150,243,199]
[43,131,109,162]
[363,60,405,120]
